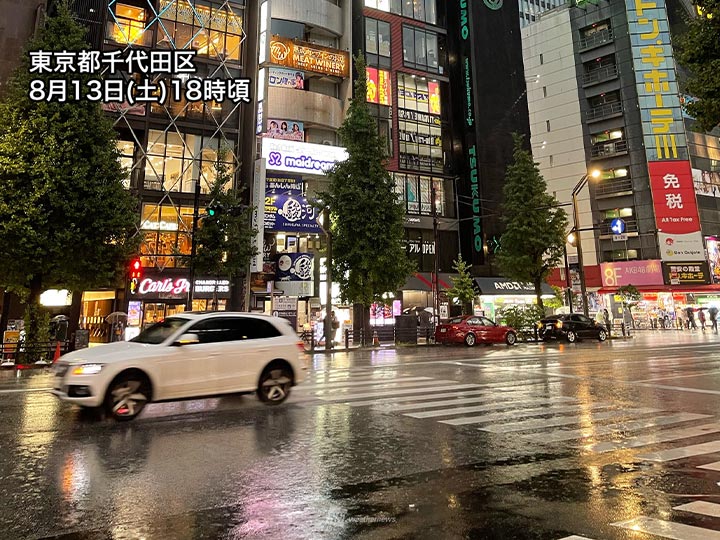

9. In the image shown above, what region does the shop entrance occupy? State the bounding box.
[142,302,186,329]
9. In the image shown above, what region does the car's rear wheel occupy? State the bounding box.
[257,363,293,405]
[104,372,150,421]
[566,330,577,343]
[598,329,608,342]
[505,331,517,346]
[464,333,476,347]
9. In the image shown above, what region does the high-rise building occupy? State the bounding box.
[517,0,564,27]
[523,0,720,324]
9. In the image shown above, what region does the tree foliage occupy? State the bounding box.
[444,255,475,315]
[0,2,139,344]
[496,134,568,310]
[194,154,257,293]
[321,53,415,307]
[676,1,720,132]
[618,284,641,307]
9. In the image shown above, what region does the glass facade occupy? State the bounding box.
[393,173,452,217]
[139,203,194,268]
[365,0,437,25]
[402,26,441,74]
[397,74,443,173]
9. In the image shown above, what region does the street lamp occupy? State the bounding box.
[571,169,601,316]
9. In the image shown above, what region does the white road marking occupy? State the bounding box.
[308,379,459,395]
[403,396,578,419]
[611,516,720,539]
[582,422,720,453]
[526,413,710,444]
[697,461,720,471]
[439,403,612,426]
[385,392,568,412]
[297,376,433,390]
[0,387,53,394]
[674,501,720,518]
[638,439,720,462]
[315,384,482,402]
[557,536,596,540]
[482,408,660,434]
[346,389,495,407]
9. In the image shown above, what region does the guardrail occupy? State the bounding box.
[1,340,71,367]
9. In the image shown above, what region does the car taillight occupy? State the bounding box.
[451,325,459,330]
[555,321,563,329]
[297,341,306,353]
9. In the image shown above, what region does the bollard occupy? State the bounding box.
[621,322,626,337]
[426,327,431,345]
[345,328,350,349]
[310,329,315,351]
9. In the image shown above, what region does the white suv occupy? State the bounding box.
[52,312,307,421]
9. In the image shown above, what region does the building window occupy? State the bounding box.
[108,3,152,46]
[543,86,547,97]
[402,26,441,73]
[367,0,437,24]
[393,173,449,216]
[546,120,551,131]
[144,129,234,193]
[139,203,194,268]
[117,140,135,189]
[540,53,544,64]
[397,74,443,173]
[157,0,244,61]
[591,129,624,144]
[365,18,391,58]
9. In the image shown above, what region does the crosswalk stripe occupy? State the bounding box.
[439,403,611,426]
[611,516,720,539]
[557,536,595,540]
[674,501,720,518]
[298,376,434,390]
[316,383,481,402]
[298,377,432,388]
[384,392,574,412]
[637,439,720,462]
[482,408,660,434]
[583,422,720,454]
[697,461,720,471]
[526,413,708,444]
[404,396,578,419]
[347,388,496,407]
[308,379,459,395]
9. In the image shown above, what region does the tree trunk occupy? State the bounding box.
[24,274,44,360]
[534,280,544,311]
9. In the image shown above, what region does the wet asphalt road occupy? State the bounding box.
[4,332,720,539]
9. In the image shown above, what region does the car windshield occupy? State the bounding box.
[130,317,189,345]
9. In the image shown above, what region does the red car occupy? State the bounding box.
[435,315,518,346]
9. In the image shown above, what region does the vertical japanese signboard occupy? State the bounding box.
[625,0,706,278]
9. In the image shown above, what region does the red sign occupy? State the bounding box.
[428,81,441,115]
[366,67,379,104]
[378,69,391,106]
[649,160,700,235]
[600,260,664,287]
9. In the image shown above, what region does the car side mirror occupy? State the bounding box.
[174,333,199,346]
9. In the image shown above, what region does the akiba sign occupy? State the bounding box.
[261,138,348,175]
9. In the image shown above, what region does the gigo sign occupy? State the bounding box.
[262,138,348,175]
[137,278,190,296]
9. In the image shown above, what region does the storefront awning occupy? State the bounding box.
[598,284,720,294]
[400,273,458,292]
[474,277,554,296]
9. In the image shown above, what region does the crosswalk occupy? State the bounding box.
[300,370,720,540]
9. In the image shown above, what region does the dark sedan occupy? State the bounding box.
[537,314,608,343]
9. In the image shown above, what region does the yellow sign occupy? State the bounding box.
[269,36,349,78]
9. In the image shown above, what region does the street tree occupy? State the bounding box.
[496,134,568,310]
[0,2,139,348]
[194,154,257,310]
[321,53,415,341]
[676,1,720,132]
[445,255,475,315]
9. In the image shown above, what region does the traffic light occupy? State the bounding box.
[206,201,223,217]
[129,258,142,279]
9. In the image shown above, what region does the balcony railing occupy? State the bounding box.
[579,28,614,51]
[595,177,633,197]
[586,101,623,122]
[590,139,628,158]
[582,64,619,86]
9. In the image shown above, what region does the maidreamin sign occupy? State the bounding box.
[261,138,348,175]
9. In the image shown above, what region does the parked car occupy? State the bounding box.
[435,315,517,346]
[51,312,307,421]
[537,314,608,343]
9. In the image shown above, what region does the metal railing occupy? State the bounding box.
[582,64,619,85]
[595,177,633,197]
[579,28,614,51]
[1,341,70,366]
[590,139,628,158]
[586,101,623,121]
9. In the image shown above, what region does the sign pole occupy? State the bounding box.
[186,179,201,311]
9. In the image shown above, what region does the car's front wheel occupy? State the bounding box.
[598,329,608,342]
[464,333,476,347]
[104,371,151,421]
[505,331,517,346]
[566,330,577,343]
[257,363,293,405]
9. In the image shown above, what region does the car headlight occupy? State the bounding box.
[536,322,543,328]
[71,364,104,375]
[555,321,563,329]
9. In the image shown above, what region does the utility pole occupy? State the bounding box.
[432,185,440,325]
[185,179,201,311]
[324,207,333,351]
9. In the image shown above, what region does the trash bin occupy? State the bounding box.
[395,314,417,345]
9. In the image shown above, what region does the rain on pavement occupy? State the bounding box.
[4,332,720,539]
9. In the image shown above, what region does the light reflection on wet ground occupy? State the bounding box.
[2,333,720,538]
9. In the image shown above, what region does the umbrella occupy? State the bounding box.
[106,312,128,323]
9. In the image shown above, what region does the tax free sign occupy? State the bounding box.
[262,138,348,175]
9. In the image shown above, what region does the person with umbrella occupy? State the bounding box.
[709,306,719,333]
[698,307,707,332]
